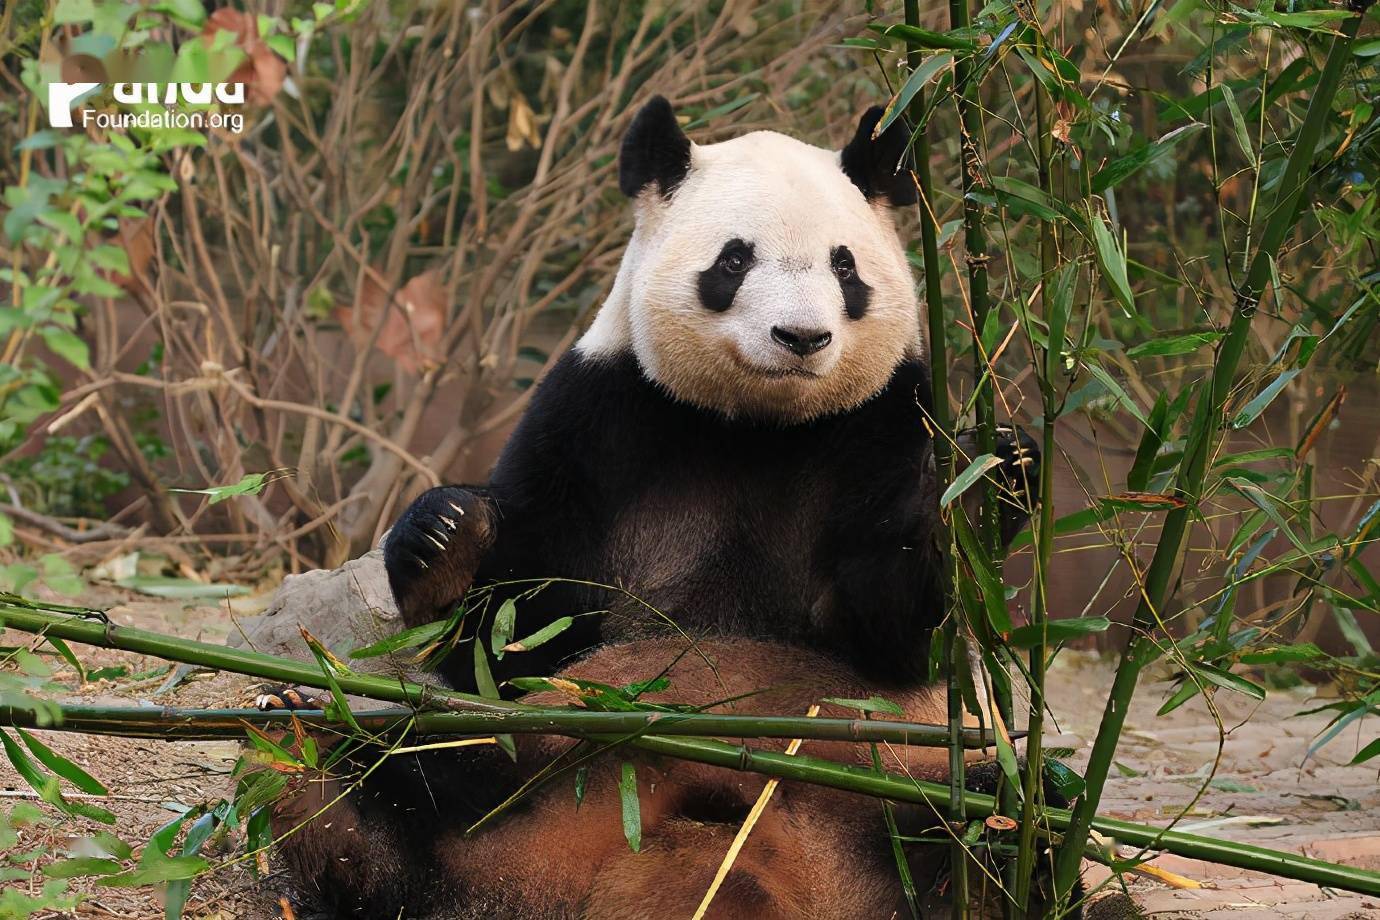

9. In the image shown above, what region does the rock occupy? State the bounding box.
[228,549,399,663]
[180,549,437,705]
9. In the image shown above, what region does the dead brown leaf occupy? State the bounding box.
[1296,386,1346,459]
[202,8,287,106]
[108,217,155,294]
[337,269,447,374]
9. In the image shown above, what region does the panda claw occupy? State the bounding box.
[448,501,466,516]
[423,531,446,550]
[255,686,326,711]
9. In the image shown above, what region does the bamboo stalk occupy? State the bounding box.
[1050,6,1374,899]
[1012,30,1062,920]
[0,702,1003,748]
[628,734,1380,898]
[944,0,1016,909]
[902,0,968,911]
[5,605,1380,897]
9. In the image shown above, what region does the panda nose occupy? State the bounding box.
[771,325,832,357]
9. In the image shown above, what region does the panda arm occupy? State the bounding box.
[821,459,948,684]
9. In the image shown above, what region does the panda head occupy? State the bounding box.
[578,97,923,424]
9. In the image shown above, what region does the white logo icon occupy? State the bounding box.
[46,82,101,128]
[43,81,246,133]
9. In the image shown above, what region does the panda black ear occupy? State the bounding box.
[841,107,918,207]
[619,96,691,199]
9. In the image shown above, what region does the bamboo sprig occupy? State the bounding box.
[0,701,1001,748]
[902,0,967,911]
[1050,5,1375,898]
[5,606,1380,897]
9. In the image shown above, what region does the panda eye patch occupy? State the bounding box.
[698,239,755,312]
[830,245,871,320]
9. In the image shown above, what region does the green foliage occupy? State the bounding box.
[1,435,129,518]
[871,0,1380,908]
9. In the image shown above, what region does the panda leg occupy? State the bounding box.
[383,485,497,628]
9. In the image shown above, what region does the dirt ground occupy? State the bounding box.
[2,591,1378,919]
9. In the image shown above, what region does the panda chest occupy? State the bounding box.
[598,463,833,631]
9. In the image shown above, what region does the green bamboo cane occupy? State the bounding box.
[1051,6,1374,898]
[945,0,1018,910]
[6,606,1380,897]
[902,0,968,911]
[1012,33,1062,918]
[0,701,1002,747]
[6,703,1380,897]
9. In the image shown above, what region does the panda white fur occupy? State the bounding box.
[270,98,1057,918]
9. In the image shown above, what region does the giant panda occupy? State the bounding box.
[268,98,1057,918]
[382,96,1038,692]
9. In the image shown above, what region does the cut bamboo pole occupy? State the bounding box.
[0,702,999,748]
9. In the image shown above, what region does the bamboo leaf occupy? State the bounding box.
[1043,759,1085,800]
[1125,330,1222,358]
[821,696,905,716]
[1295,387,1346,459]
[1230,369,1302,430]
[1090,216,1135,316]
[1093,124,1205,193]
[619,762,641,852]
[1219,84,1256,166]
[953,515,1013,634]
[1099,493,1189,512]
[0,728,114,824]
[1239,643,1324,665]
[869,22,979,52]
[18,728,107,795]
[1084,363,1151,428]
[350,618,452,659]
[1225,477,1310,554]
[1349,738,1380,765]
[169,470,287,504]
[877,53,955,135]
[1196,663,1266,701]
[1045,264,1076,385]
[1227,6,1355,33]
[1127,393,1171,492]
[941,453,1002,508]
[473,641,515,760]
[490,599,517,659]
[503,616,574,654]
[1007,617,1111,648]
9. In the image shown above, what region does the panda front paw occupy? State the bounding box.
[253,685,328,711]
[384,485,496,628]
[955,424,1041,548]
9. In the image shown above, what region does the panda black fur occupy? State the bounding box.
[271,99,1057,918]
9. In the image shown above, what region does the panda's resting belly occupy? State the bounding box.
[274,638,960,920]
